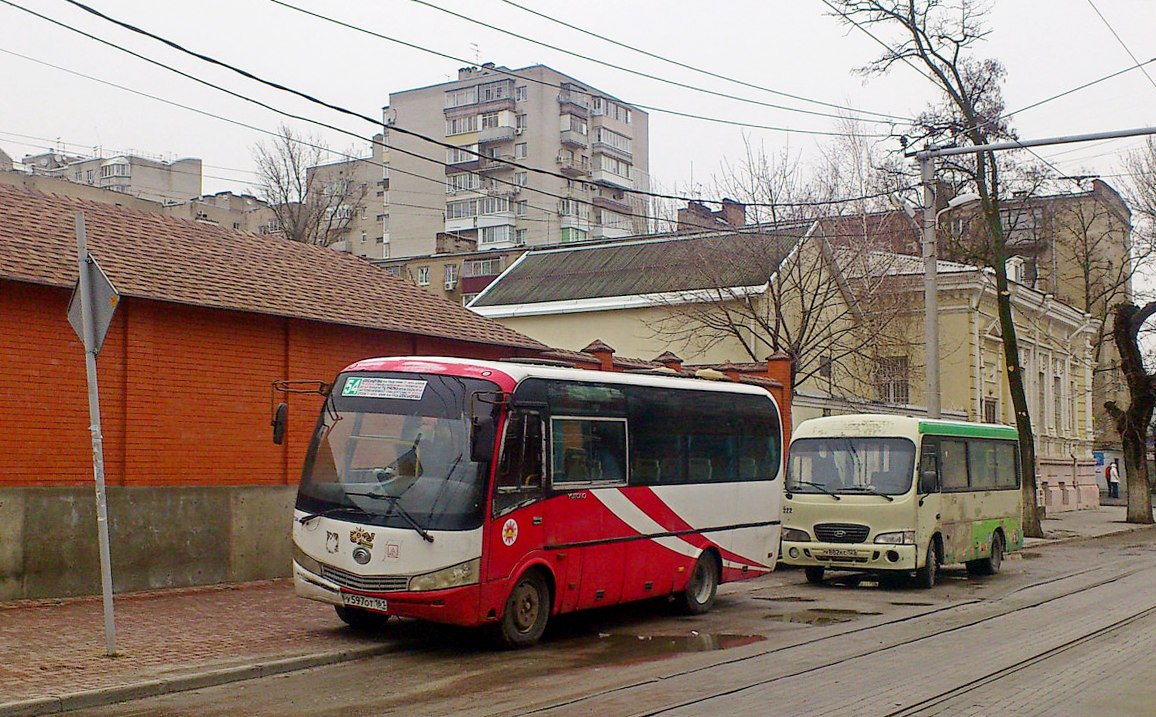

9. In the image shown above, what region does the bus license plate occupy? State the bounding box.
[341,593,388,612]
[819,549,861,560]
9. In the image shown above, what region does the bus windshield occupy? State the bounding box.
[296,372,498,532]
[787,437,915,496]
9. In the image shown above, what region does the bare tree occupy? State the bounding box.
[1105,302,1156,523]
[253,124,368,246]
[830,0,1045,537]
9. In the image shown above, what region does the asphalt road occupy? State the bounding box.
[72,529,1156,716]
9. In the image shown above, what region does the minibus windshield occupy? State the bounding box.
[787,437,915,496]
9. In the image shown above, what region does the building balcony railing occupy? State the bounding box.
[478,125,516,144]
[592,195,631,214]
[560,130,589,148]
[444,160,482,175]
[591,169,632,190]
[556,155,590,178]
[478,155,515,173]
[592,141,632,161]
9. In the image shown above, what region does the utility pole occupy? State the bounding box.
[920,154,940,419]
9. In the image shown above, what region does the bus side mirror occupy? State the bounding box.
[471,415,496,463]
[272,402,288,445]
[919,469,939,494]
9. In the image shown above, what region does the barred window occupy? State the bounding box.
[877,356,909,404]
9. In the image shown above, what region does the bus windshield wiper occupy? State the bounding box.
[340,489,435,544]
[838,485,894,501]
[297,506,373,525]
[789,480,841,500]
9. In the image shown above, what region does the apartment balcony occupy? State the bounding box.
[556,154,590,178]
[560,129,589,148]
[591,224,631,241]
[593,195,631,214]
[591,169,633,190]
[444,160,481,175]
[478,212,516,229]
[592,141,632,161]
[478,125,516,144]
[445,216,478,233]
[478,154,515,173]
[560,215,590,232]
[444,98,515,117]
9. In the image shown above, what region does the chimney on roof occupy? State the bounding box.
[582,339,616,371]
[720,198,746,228]
[458,66,477,80]
[653,351,683,372]
[435,232,478,255]
[676,199,746,233]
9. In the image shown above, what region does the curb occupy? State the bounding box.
[0,643,398,717]
[1023,520,1156,549]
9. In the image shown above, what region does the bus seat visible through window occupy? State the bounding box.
[564,447,588,481]
[688,457,712,481]
[633,459,660,484]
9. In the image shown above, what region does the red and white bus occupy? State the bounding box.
[288,356,784,647]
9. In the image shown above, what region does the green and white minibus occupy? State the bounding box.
[780,415,1022,588]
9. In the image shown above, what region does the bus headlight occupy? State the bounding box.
[293,546,325,576]
[873,531,915,545]
[408,558,480,592]
[781,528,811,542]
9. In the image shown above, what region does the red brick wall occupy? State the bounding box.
[0,279,526,488]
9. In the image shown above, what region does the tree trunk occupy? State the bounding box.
[1108,302,1156,524]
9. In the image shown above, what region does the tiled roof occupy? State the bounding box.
[472,225,810,307]
[0,183,545,350]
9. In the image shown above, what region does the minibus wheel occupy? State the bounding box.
[496,569,551,648]
[968,531,1004,576]
[804,567,825,585]
[914,542,937,589]
[679,551,720,615]
[334,605,390,631]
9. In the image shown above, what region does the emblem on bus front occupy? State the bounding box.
[350,527,375,548]
[502,518,518,546]
[352,547,371,565]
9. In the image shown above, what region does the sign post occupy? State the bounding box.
[69,211,119,657]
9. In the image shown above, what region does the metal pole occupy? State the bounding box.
[920,155,940,419]
[906,125,1156,160]
[75,212,117,656]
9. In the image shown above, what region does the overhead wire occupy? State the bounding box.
[46,0,911,211]
[1085,0,1156,94]
[267,0,887,138]
[493,0,907,122]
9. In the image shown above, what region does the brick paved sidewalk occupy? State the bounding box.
[0,580,390,716]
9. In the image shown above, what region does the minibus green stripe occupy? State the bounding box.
[918,421,1018,440]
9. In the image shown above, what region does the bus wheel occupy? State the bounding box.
[914,542,937,589]
[679,551,720,615]
[334,605,390,632]
[972,532,1004,576]
[497,570,550,649]
[804,567,826,585]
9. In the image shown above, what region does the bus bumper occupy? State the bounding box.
[293,561,483,626]
[780,541,918,572]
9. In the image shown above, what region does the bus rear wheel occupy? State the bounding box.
[679,551,720,615]
[967,532,1004,576]
[334,605,390,632]
[496,570,550,649]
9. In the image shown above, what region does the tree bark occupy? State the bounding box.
[1107,302,1156,524]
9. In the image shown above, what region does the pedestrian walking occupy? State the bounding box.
[1108,459,1120,499]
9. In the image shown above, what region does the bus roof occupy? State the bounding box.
[342,355,780,401]
[792,413,1018,441]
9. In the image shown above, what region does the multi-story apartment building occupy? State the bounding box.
[382,63,649,258]
[304,135,388,259]
[21,150,202,204]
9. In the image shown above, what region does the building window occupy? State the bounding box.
[462,293,480,306]
[445,86,478,108]
[515,85,527,102]
[480,225,512,245]
[382,265,403,277]
[877,356,909,404]
[464,256,503,277]
[444,263,459,288]
[446,145,479,164]
[360,231,367,243]
[514,171,528,186]
[597,154,632,178]
[514,143,528,159]
[480,112,500,130]
[445,115,478,136]
[594,127,631,154]
[516,113,527,131]
[416,266,430,285]
[983,397,998,424]
[480,196,509,215]
[515,228,527,245]
[1054,375,1063,431]
[478,80,512,102]
[558,198,587,218]
[516,200,527,216]
[560,227,587,243]
[446,172,480,193]
[447,199,477,219]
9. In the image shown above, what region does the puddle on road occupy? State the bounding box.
[574,631,766,665]
[754,595,818,603]
[889,600,934,607]
[762,607,882,626]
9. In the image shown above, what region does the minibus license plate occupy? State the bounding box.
[820,548,860,559]
[342,593,388,612]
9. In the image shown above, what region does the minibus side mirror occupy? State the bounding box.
[919,469,939,494]
[271,402,288,445]
[471,415,496,463]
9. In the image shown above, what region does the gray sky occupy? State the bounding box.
[2,0,1155,200]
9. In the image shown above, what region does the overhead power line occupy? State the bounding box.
[1085,0,1156,94]
[267,0,886,138]
[48,0,906,210]
[493,0,907,122]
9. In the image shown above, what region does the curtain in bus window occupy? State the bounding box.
[968,441,998,490]
[940,440,970,490]
[995,441,1019,489]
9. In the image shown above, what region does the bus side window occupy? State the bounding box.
[493,411,543,517]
